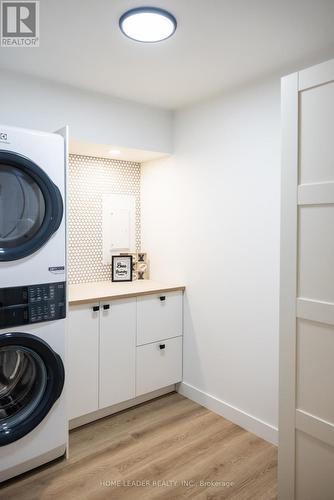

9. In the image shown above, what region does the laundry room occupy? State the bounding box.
[1,2,334,499]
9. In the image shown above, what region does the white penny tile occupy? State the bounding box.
[68,154,141,284]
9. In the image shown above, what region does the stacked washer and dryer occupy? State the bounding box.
[0,125,67,482]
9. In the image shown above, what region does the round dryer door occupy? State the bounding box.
[0,151,63,261]
[0,332,64,446]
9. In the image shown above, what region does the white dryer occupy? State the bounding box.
[0,124,65,286]
[0,125,67,482]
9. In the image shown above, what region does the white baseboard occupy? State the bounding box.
[177,382,278,445]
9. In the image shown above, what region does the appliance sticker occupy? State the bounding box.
[49,266,65,274]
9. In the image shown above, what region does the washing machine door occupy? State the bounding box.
[0,332,65,446]
[0,151,63,261]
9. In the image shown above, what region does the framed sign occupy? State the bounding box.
[112,255,133,282]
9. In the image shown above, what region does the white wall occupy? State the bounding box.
[141,77,281,443]
[0,70,172,153]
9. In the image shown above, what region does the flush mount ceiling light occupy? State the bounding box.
[119,7,177,43]
[109,149,121,155]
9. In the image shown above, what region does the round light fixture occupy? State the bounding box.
[109,149,121,155]
[119,7,177,43]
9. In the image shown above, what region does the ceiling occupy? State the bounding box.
[1,0,334,109]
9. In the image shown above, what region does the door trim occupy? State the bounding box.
[278,71,299,500]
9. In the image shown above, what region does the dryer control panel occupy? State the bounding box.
[0,282,66,328]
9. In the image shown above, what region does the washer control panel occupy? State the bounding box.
[0,282,66,328]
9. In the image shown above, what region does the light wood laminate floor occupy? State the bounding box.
[1,393,277,499]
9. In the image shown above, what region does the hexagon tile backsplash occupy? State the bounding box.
[68,154,141,284]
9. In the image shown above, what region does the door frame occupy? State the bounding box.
[278,70,299,500]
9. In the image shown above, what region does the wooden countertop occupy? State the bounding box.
[69,280,185,305]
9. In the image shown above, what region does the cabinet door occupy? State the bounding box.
[137,291,183,345]
[99,298,136,408]
[68,303,99,420]
[136,336,183,396]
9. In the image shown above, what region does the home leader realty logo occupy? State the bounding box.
[1,1,39,47]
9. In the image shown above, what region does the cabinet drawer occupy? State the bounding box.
[136,336,182,396]
[137,291,183,345]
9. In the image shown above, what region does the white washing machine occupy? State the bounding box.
[0,124,67,482]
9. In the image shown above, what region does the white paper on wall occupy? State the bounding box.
[102,194,136,265]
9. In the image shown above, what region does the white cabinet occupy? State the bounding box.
[137,291,183,345]
[99,299,136,408]
[68,302,99,420]
[68,289,183,423]
[136,291,183,396]
[68,300,136,421]
[136,337,183,396]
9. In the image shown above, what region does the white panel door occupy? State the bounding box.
[279,58,334,500]
[68,303,99,420]
[137,291,183,345]
[99,298,136,408]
